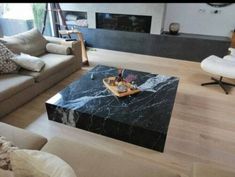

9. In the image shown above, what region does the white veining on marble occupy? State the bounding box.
[55,108,77,127]
[61,89,113,110]
[138,75,172,92]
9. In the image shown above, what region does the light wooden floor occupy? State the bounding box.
[1,48,235,176]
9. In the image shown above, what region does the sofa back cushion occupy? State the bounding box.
[0,29,48,57]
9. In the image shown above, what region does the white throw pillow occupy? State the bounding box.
[10,149,77,177]
[12,53,45,72]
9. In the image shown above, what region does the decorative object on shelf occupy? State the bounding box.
[169,23,180,35]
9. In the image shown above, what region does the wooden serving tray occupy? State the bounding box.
[103,77,141,97]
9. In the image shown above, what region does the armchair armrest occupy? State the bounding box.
[44,36,82,70]
[0,122,47,150]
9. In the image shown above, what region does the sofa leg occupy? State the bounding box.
[201,76,235,95]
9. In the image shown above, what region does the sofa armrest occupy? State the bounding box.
[44,36,82,70]
[0,122,47,150]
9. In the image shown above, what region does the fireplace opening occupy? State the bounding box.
[96,13,152,33]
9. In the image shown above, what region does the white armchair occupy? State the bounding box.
[200,48,235,94]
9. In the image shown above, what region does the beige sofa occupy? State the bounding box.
[0,122,181,177]
[1,122,235,177]
[0,29,82,118]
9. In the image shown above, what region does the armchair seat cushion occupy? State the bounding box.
[201,55,235,79]
[19,53,75,82]
[0,74,34,102]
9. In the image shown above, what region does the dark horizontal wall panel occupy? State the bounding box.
[78,28,231,62]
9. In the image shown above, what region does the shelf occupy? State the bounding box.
[161,31,230,42]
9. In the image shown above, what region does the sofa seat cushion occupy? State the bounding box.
[19,53,75,82]
[0,123,47,150]
[0,29,47,57]
[42,137,180,177]
[0,74,34,102]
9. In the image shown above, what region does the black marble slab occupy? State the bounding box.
[46,65,179,152]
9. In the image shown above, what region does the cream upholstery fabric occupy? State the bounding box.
[0,74,34,102]
[0,169,14,177]
[44,36,82,70]
[0,64,76,118]
[12,53,45,72]
[201,55,235,79]
[0,28,47,57]
[0,32,82,118]
[10,150,77,177]
[19,53,74,82]
[0,136,18,171]
[0,123,47,150]
[42,137,180,177]
[191,163,235,177]
[46,43,71,55]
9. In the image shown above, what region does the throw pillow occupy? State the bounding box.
[12,53,45,72]
[0,28,48,57]
[0,136,18,171]
[46,43,71,55]
[10,149,77,177]
[0,42,20,74]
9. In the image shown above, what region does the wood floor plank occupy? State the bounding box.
[1,48,235,176]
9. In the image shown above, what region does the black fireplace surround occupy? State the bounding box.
[96,13,152,33]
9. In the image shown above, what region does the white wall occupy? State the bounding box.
[163,3,235,37]
[60,3,166,34]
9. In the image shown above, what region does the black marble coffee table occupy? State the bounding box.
[46,65,179,152]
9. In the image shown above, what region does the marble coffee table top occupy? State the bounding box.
[46,65,179,134]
